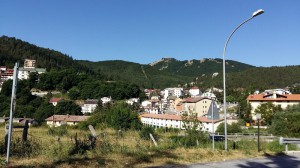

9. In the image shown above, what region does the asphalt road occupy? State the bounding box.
[148,152,300,168]
[192,152,300,168]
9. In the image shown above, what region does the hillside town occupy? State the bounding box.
[1,1,300,166]
[2,59,300,134]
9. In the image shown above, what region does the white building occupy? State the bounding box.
[201,92,217,100]
[189,86,201,97]
[247,89,300,119]
[18,67,46,80]
[141,100,152,107]
[140,113,224,132]
[101,97,112,104]
[17,59,46,80]
[164,88,183,99]
[24,59,36,68]
[126,98,140,105]
[81,99,98,114]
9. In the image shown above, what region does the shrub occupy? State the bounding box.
[45,141,73,161]
[139,126,158,140]
[69,134,96,155]
[8,137,41,157]
[216,122,242,134]
[47,125,68,136]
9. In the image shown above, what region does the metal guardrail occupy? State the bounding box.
[279,137,300,152]
[211,132,277,142]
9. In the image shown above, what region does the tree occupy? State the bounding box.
[28,72,39,88]
[96,99,103,112]
[54,100,82,115]
[269,104,300,137]
[1,79,12,96]
[68,87,80,100]
[216,122,242,133]
[34,101,55,124]
[254,102,282,125]
[181,112,206,147]
[105,103,142,130]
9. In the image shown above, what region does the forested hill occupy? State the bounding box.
[78,58,256,89]
[0,36,92,73]
[149,58,255,77]
[1,36,299,90]
[78,60,192,88]
[199,65,300,90]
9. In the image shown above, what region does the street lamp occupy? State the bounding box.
[256,113,261,152]
[211,98,215,151]
[222,9,264,151]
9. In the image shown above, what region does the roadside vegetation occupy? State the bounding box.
[1,124,296,168]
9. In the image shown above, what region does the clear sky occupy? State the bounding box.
[1,0,299,67]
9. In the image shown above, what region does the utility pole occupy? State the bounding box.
[6,62,19,163]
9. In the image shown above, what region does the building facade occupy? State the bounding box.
[140,113,224,132]
[247,89,300,117]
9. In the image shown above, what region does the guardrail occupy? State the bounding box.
[211,132,277,142]
[279,137,300,152]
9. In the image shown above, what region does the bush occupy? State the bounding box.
[267,139,297,153]
[216,122,242,134]
[70,135,96,155]
[47,125,68,136]
[269,111,300,137]
[139,126,158,140]
[45,141,73,161]
[8,137,41,157]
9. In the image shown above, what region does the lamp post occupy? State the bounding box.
[211,98,215,151]
[256,113,261,152]
[222,9,264,151]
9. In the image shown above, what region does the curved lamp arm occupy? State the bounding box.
[222,9,264,151]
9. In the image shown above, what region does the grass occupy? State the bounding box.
[0,126,296,168]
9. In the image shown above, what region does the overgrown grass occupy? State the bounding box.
[0,126,297,167]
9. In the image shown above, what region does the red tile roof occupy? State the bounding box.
[183,97,211,103]
[49,98,62,103]
[45,115,90,122]
[140,113,223,123]
[247,94,300,101]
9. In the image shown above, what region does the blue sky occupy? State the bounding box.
[1,1,299,67]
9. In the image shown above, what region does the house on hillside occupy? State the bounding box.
[126,98,140,105]
[24,59,36,68]
[49,98,62,106]
[101,97,112,104]
[189,86,201,97]
[45,115,90,127]
[0,67,14,80]
[247,89,300,119]
[163,88,183,99]
[81,99,98,114]
[201,92,217,100]
[18,67,46,80]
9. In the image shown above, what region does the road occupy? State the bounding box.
[148,152,300,168]
[191,152,300,168]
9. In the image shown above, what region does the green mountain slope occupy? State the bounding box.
[149,58,255,77]
[78,58,256,89]
[200,66,300,89]
[1,36,299,90]
[78,60,192,88]
[0,36,92,73]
